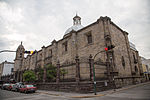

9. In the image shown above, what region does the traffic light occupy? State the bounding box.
[24,51,36,55]
[24,51,30,54]
[108,45,115,50]
[105,45,115,51]
[31,51,36,55]
[30,51,34,55]
[105,47,108,51]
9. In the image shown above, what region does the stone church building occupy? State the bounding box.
[13,15,144,92]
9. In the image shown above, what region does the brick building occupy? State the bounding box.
[13,15,144,92]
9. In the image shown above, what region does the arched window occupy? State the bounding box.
[122,56,125,68]
[87,34,92,44]
[135,66,138,73]
[133,53,137,63]
[20,53,22,58]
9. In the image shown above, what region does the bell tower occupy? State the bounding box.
[15,42,25,60]
[14,42,25,72]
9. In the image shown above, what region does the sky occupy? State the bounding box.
[0,0,150,63]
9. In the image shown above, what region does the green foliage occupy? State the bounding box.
[23,70,36,82]
[60,69,67,80]
[36,64,68,81]
[36,68,44,80]
[45,64,56,80]
[60,69,67,75]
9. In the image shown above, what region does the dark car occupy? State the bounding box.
[1,83,10,90]
[19,85,37,93]
[0,80,4,89]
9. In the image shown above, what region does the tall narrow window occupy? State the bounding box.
[63,41,68,52]
[135,66,138,73]
[65,43,67,51]
[87,34,92,44]
[122,56,125,68]
[50,49,52,55]
[133,53,137,63]
[20,53,22,58]
[146,65,148,71]
[49,49,52,56]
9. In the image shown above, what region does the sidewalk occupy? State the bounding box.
[37,81,150,98]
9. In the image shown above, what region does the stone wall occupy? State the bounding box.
[115,77,145,88]
[36,81,111,93]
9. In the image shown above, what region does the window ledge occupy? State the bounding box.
[85,43,93,47]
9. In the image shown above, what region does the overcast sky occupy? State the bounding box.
[0,0,150,63]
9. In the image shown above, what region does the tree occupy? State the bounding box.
[36,64,68,82]
[23,70,36,83]
[45,64,67,81]
[46,64,57,81]
[60,69,67,80]
[36,68,44,81]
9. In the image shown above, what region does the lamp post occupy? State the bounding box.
[110,56,116,91]
[92,50,105,95]
[92,60,97,95]
[92,45,115,95]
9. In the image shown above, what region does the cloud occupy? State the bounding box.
[0,0,150,63]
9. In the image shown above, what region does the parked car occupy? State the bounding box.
[0,80,4,89]
[19,85,37,93]
[16,82,24,92]
[1,83,10,90]
[11,84,18,91]
[7,84,15,91]
[12,82,24,92]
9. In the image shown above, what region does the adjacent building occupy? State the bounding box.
[141,57,150,80]
[0,61,14,81]
[13,15,144,92]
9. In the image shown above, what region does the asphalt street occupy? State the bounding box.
[0,82,150,100]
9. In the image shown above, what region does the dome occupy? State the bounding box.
[129,42,137,51]
[65,24,83,35]
[64,14,84,35]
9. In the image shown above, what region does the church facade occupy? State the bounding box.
[13,15,144,92]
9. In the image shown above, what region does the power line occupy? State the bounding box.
[0,50,16,53]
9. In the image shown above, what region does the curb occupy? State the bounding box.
[37,91,61,96]
[71,94,105,98]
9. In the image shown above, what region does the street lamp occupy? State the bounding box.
[110,56,116,91]
[92,45,115,95]
[93,50,105,95]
